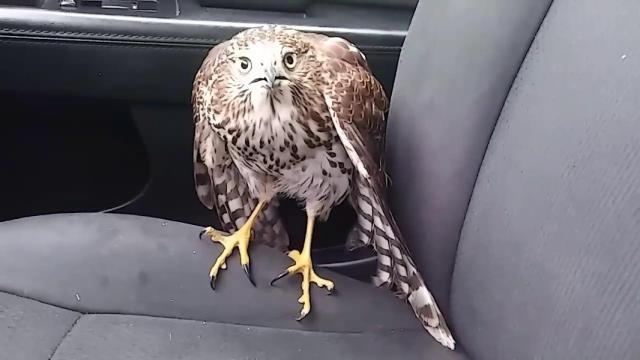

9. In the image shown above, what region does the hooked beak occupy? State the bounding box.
[264,75,275,89]
[250,68,288,89]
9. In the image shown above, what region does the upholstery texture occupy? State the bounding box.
[0,213,469,359]
[0,213,418,332]
[0,292,80,360]
[385,0,553,315]
[451,0,640,359]
[50,314,467,360]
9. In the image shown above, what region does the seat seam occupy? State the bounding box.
[449,0,556,286]
[48,313,82,360]
[0,289,81,314]
[0,290,417,335]
[79,313,424,336]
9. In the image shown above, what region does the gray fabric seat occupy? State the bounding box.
[0,213,462,360]
[3,0,640,359]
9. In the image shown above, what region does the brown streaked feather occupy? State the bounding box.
[313,36,387,166]
[192,41,289,250]
[313,34,455,350]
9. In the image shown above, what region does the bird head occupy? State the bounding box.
[221,26,317,100]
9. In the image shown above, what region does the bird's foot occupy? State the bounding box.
[270,250,334,320]
[199,226,255,289]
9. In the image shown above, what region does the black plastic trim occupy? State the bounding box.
[0,5,407,49]
[0,4,407,103]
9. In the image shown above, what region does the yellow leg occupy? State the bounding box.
[200,200,266,290]
[270,214,335,320]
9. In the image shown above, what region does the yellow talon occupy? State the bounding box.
[270,213,334,321]
[203,225,253,288]
[201,200,267,290]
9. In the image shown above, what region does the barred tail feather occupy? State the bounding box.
[371,229,456,350]
[405,263,455,350]
[361,188,455,350]
[324,87,455,349]
[345,178,377,251]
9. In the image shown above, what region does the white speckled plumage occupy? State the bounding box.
[222,83,352,221]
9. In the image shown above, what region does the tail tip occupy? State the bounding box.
[427,327,456,351]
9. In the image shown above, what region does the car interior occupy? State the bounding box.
[1,0,639,359]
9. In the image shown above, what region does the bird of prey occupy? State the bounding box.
[192,25,455,350]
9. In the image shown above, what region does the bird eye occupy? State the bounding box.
[283,52,297,69]
[238,57,252,73]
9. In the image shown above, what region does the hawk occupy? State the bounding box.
[192,25,455,350]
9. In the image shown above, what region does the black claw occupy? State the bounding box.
[242,264,256,287]
[209,276,216,290]
[199,229,207,240]
[326,287,336,295]
[270,270,289,286]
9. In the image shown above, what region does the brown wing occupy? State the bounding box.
[314,35,456,350]
[192,43,289,250]
[308,34,389,173]
[311,35,393,250]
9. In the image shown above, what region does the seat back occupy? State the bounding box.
[386,0,552,314]
[451,0,640,358]
[388,0,640,358]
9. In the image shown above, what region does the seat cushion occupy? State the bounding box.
[451,0,640,359]
[0,213,468,359]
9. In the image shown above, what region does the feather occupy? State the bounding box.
[315,34,456,350]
